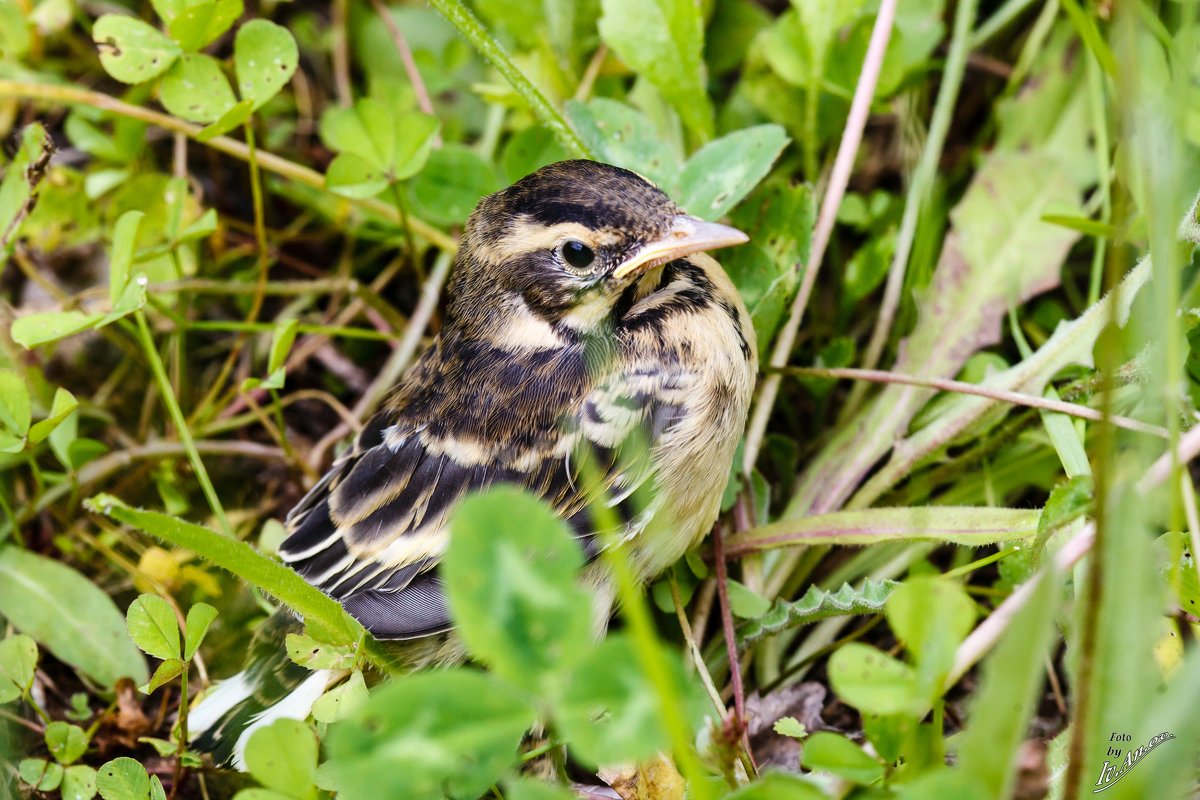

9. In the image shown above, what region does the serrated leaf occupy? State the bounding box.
[93,16,181,84]
[773,717,807,739]
[739,580,897,647]
[598,0,712,140]
[183,603,217,660]
[140,659,184,695]
[159,54,237,123]
[125,594,181,661]
[234,20,298,111]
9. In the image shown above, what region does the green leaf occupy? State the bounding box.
[45,721,89,766]
[0,2,32,60]
[28,388,78,445]
[1036,475,1093,552]
[177,208,218,243]
[267,319,299,376]
[320,99,440,181]
[97,275,148,328]
[196,99,255,142]
[10,311,105,348]
[244,719,318,800]
[677,125,789,220]
[726,579,771,619]
[556,634,703,767]
[108,210,143,304]
[407,144,501,227]
[311,669,368,724]
[325,153,389,199]
[183,602,217,660]
[800,731,885,785]
[565,99,683,191]
[598,0,713,140]
[738,580,897,647]
[159,54,238,123]
[93,15,181,84]
[234,20,298,111]
[285,633,356,670]
[0,123,52,267]
[0,546,148,688]
[828,643,918,715]
[504,778,578,800]
[140,658,184,694]
[955,567,1057,798]
[444,487,593,692]
[0,633,37,703]
[62,764,98,800]
[724,772,828,800]
[887,577,975,705]
[86,495,361,645]
[0,369,31,435]
[125,594,181,661]
[96,757,154,800]
[324,669,536,800]
[166,0,242,51]
[773,717,807,739]
[729,506,1041,552]
[20,758,64,791]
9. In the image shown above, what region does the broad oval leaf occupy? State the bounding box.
[10,311,103,349]
[125,594,181,661]
[325,153,389,199]
[243,719,318,800]
[159,54,237,124]
[828,642,917,716]
[799,731,885,785]
[167,0,242,51]
[0,546,148,688]
[234,20,298,111]
[677,125,789,220]
[324,669,536,800]
[0,634,37,703]
[95,757,155,800]
[93,15,181,84]
[0,369,31,436]
[45,721,89,766]
[443,486,593,691]
[408,145,500,227]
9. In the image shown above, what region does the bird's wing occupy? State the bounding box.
[277,366,685,640]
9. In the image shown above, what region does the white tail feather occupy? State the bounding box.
[188,671,254,737]
[231,669,334,771]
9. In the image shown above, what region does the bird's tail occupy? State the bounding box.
[189,611,339,770]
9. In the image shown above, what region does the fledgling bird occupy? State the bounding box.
[190,159,757,766]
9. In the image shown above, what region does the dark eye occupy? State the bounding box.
[559,239,596,270]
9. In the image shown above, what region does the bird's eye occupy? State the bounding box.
[559,239,596,270]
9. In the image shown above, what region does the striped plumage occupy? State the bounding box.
[191,160,757,765]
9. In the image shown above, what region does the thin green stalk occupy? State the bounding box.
[854,0,979,409]
[426,0,593,159]
[133,312,233,536]
[1084,50,1111,307]
[971,0,1039,47]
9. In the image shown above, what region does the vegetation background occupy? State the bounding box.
[1,0,1199,797]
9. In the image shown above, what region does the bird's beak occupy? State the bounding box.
[611,215,749,281]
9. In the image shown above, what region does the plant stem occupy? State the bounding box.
[134,312,233,536]
[742,0,898,475]
[426,0,593,159]
[854,0,978,403]
[0,79,457,252]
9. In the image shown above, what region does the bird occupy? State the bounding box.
[189,159,758,767]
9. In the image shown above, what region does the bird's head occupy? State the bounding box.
[446,160,747,341]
